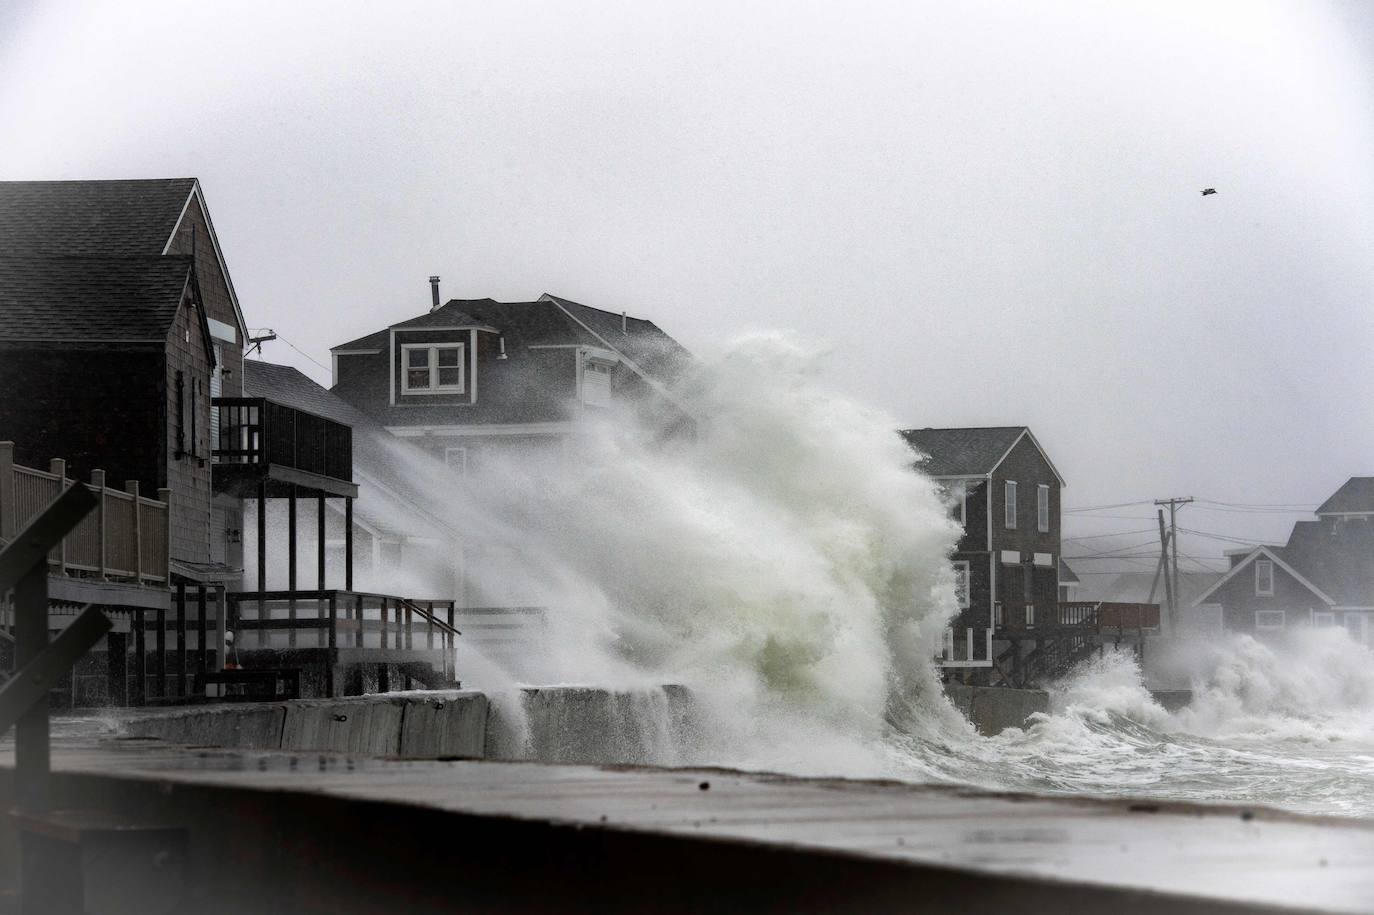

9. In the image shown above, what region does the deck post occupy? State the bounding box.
[326,592,338,697]
[0,441,14,540]
[215,587,228,671]
[197,585,209,679]
[155,605,166,701]
[404,603,413,651]
[133,609,146,706]
[48,460,66,576]
[175,580,187,698]
[157,487,172,584]
[288,484,297,648]
[126,480,142,581]
[353,594,363,649]
[316,493,326,591]
[91,470,106,579]
[344,498,353,591]
[257,480,267,649]
[14,564,50,811]
[426,601,434,650]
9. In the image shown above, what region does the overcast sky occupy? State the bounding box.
[2,0,1371,573]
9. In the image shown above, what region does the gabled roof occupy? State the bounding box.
[0,255,193,342]
[1316,477,1374,516]
[330,293,692,387]
[0,178,248,338]
[243,361,456,540]
[899,426,1066,486]
[1279,519,1374,605]
[0,179,197,255]
[540,294,694,381]
[1058,559,1080,584]
[1191,545,1336,608]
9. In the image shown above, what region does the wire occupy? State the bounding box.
[1063,500,1154,513]
[272,333,332,374]
[1063,528,1157,541]
[1179,527,1279,547]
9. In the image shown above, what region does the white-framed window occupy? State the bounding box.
[953,560,970,609]
[582,358,614,406]
[1255,559,1274,596]
[1255,609,1285,630]
[1313,611,1336,628]
[993,603,1004,627]
[1025,604,1035,629]
[444,447,468,476]
[1004,480,1017,529]
[1037,484,1050,533]
[401,343,465,394]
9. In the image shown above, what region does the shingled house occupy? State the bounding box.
[329,282,691,472]
[0,179,249,580]
[1193,477,1374,644]
[901,426,1066,670]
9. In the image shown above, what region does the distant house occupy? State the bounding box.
[1193,477,1374,643]
[1058,559,1080,602]
[328,283,691,471]
[0,179,249,584]
[900,426,1066,664]
[241,361,461,597]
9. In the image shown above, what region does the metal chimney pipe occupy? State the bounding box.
[429,276,441,312]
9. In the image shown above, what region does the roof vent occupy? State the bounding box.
[429,276,441,312]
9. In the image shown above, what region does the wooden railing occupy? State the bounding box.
[227,590,459,683]
[0,443,170,584]
[213,397,353,483]
[996,601,1160,633]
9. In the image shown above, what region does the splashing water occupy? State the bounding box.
[394,332,1373,817]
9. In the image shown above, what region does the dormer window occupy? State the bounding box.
[1255,559,1274,596]
[402,343,465,394]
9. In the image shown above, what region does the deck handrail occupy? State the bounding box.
[212,397,353,483]
[0,444,170,585]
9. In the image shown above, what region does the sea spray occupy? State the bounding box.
[416,331,967,774]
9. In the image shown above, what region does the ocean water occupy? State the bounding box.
[388,331,1374,820]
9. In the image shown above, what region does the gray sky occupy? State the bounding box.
[2,0,1371,574]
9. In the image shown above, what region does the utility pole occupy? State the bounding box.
[1153,497,1193,632]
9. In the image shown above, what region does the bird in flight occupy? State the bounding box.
[1201,188,1217,196]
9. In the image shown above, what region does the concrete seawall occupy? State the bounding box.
[119,686,691,763]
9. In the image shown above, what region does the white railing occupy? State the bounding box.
[0,442,170,584]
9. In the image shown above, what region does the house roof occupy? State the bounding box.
[0,255,193,342]
[899,426,1064,485]
[243,360,457,541]
[0,179,198,255]
[331,294,692,385]
[1279,519,1374,605]
[539,294,694,381]
[1316,477,1374,516]
[0,178,248,338]
[1058,559,1080,584]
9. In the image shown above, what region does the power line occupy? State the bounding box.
[270,332,332,374]
[1063,500,1154,513]
[1063,528,1157,541]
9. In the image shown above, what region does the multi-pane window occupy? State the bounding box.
[1313,612,1336,628]
[1255,559,1274,596]
[1037,484,1050,533]
[402,344,465,394]
[1004,480,1017,529]
[1255,609,1285,630]
[953,560,970,609]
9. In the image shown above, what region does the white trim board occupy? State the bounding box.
[162,181,249,340]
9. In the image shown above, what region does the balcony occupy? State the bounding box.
[212,398,358,499]
[995,601,1160,633]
